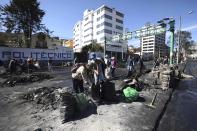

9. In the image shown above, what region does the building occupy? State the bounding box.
[141,32,167,59]
[62,39,74,48]
[73,5,127,59]
[0,32,62,49]
[188,45,197,59]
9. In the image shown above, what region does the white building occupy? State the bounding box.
[141,33,167,59]
[73,5,127,59]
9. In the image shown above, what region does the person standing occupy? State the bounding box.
[48,58,53,72]
[111,57,117,78]
[104,55,111,79]
[8,59,16,74]
[127,56,134,78]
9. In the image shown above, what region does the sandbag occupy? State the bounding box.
[75,93,89,112]
[60,92,76,123]
[102,81,116,102]
[123,87,139,102]
[91,83,101,102]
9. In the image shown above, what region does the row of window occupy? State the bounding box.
[97,14,123,24]
[84,27,93,32]
[116,25,123,30]
[143,40,154,43]
[84,40,92,44]
[96,6,124,18]
[97,22,112,28]
[143,37,154,40]
[84,21,93,26]
[143,43,154,46]
[143,46,153,48]
[143,49,154,51]
[97,29,112,35]
[96,22,123,31]
[84,34,93,38]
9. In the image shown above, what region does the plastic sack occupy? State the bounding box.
[123,87,139,102]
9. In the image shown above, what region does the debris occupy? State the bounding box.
[145,93,157,109]
[60,92,77,123]
[2,73,52,87]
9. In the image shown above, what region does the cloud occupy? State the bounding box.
[182,24,197,31]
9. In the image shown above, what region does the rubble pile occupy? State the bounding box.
[22,86,63,110]
[2,73,53,87]
[140,64,181,90]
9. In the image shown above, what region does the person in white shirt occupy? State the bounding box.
[71,63,89,93]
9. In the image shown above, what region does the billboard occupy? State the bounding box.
[0,47,73,61]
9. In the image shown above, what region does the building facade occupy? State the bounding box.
[62,39,74,48]
[141,33,168,59]
[73,5,127,59]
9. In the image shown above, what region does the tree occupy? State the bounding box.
[82,41,103,52]
[0,5,4,31]
[0,0,45,48]
[174,31,193,53]
[35,32,47,48]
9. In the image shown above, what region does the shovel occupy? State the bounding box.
[145,93,157,109]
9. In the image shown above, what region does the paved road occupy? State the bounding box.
[158,60,197,131]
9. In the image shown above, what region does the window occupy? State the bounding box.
[97,31,101,35]
[84,34,89,38]
[97,24,100,28]
[85,17,88,21]
[104,6,112,13]
[97,17,100,21]
[84,27,93,32]
[97,9,100,14]
[104,29,112,34]
[116,11,124,17]
[116,25,123,30]
[105,22,112,27]
[101,14,112,20]
[84,21,92,26]
[116,19,123,24]
[100,22,112,27]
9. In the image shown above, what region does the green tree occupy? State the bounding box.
[35,32,47,48]
[1,0,45,48]
[82,41,103,52]
[173,31,193,53]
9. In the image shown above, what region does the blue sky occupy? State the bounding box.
[1,0,197,47]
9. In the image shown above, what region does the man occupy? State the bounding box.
[111,57,117,78]
[71,63,89,93]
[104,55,111,79]
[127,56,134,78]
[48,58,53,72]
[8,59,16,74]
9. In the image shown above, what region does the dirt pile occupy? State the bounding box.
[1,73,53,87]
[22,86,65,110]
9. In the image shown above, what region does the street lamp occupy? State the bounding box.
[157,17,175,65]
[177,10,193,64]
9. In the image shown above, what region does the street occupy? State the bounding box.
[158,60,197,131]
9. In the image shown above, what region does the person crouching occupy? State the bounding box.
[71,63,89,93]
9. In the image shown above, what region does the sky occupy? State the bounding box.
[0,0,197,47]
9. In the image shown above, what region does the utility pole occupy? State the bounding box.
[169,19,175,65]
[177,16,182,64]
[104,36,106,57]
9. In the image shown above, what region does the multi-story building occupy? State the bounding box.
[73,5,127,59]
[141,33,167,59]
